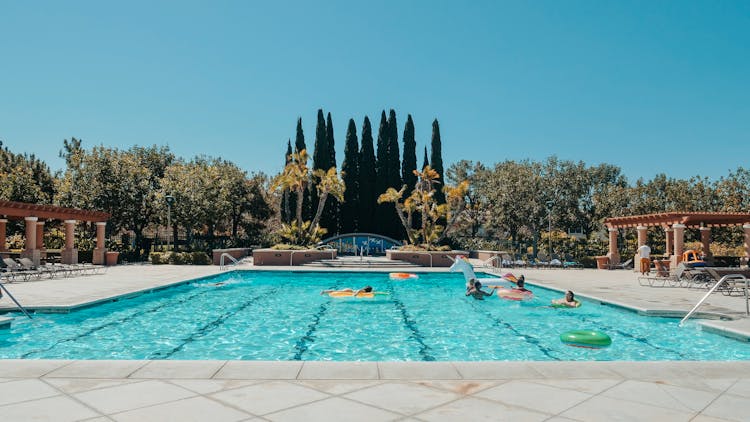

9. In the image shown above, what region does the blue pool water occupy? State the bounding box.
[1,271,748,361]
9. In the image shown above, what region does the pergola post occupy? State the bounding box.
[61,219,78,265]
[664,227,673,258]
[672,223,686,268]
[607,227,620,265]
[700,227,712,259]
[36,220,46,258]
[743,224,750,267]
[93,222,107,265]
[0,218,8,255]
[21,216,40,266]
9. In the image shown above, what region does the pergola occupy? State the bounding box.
[0,200,110,266]
[603,212,750,269]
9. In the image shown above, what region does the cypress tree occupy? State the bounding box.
[320,112,339,234]
[422,146,429,171]
[293,118,310,221]
[311,109,328,228]
[340,119,359,233]
[281,140,293,223]
[295,118,306,153]
[401,114,417,193]
[358,116,376,233]
[386,109,403,239]
[374,111,390,235]
[430,119,446,204]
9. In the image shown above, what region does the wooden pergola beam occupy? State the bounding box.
[605,212,750,229]
[0,200,110,222]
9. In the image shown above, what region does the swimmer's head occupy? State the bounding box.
[475,281,482,289]
[566,290,574,300]
[363,286,373,292]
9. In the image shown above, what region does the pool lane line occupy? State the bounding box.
[154,287,280,359]
[18,285,216,359]
[385,280,435,362]
[566,312,688,359]
[467,300,562,361]
[436,281,561,360]
[292,282,343,360]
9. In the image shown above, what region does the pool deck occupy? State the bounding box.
[1,263,750,421]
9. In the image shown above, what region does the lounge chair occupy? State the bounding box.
[2,258,40,281]
[704,268,750,296]
[609,258,633,270]
[17,258,56,278]
[563,254,583,269]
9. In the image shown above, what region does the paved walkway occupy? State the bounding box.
[2,263,750,420]
[1,360,749,421]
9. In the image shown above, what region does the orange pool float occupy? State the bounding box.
[389,272,419,280]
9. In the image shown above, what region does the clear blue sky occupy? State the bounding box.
[1,1,748,181]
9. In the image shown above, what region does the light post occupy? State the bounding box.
[546,200,554,259]
[165,195,175,252]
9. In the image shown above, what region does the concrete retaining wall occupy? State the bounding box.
[253,249,337,266]
[385,250,469,267]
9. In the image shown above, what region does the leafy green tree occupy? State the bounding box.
[446,160,487,238]
[0,141,54,204]
[311,109,328,226]
[281,140,293,223]
[374,111,390,234]
[358,116,377,232]
[340,119,359,233]
[422,146,429,171]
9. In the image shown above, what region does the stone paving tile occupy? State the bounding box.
[169,379,261,395]
[45,359,148,378]
[657,377,738,394]
[80,417,115,422]
[414,396,551,421]
[265,396,401,422]
[129,360,226,379]
[692,415,741,422]
[210,380,328,416]
[297,361,379,379]
[726,378,750,398]
[0,359,72,377]
[700,393,750,422]
[474,380,592,415]
[0,394,102,422]
[213,360,302,380]
[343,382,459,415]
[451,361,545,379]
[410,380,501,396]
[296,380,383,395]
[110,396,250,422]
[44,377,145,394]
[688,362,750,379]
[601,379,722,413]
[527,361,622,379]
[0,378,61,406]
[560,395,696,422]
[378,362,461,380]
[602,361,703,380]
[526,378,621,395]
[73,379,196,414]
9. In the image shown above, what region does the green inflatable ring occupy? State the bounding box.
[560,330,612,348]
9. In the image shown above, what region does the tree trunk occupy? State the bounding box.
[309,192,328,235]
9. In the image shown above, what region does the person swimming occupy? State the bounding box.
[515,276,531,293]
[466,280,494,300]
[552,290,578,307]
[321,286,374,295]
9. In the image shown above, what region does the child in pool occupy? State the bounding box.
[552,290,578,307]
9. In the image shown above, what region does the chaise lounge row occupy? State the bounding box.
[1,257,106,282]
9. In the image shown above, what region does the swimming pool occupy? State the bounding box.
[1,271,748,361]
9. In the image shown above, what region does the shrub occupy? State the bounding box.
[398,244,453,252]
[150,252,166,265]
[271,243,310,250]
[170,252,192,265]
[190,252,211,265]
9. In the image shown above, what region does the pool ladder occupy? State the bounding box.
[680,274,749,326]
[219,253,240,271]
[0,282,33,319]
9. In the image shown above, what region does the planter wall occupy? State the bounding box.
[253,249,337,266]
[212,248,252,266]
[386,250,469,267]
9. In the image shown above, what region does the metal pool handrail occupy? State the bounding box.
[0,282,32,319]
[680,274,749,326]
[219,253,239,271]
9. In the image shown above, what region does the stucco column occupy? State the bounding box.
[607,227,620,265]
[61,220,78,265]
[665,227,673,258]
[672,223,686,267]
[93,222,107,265]
[743,224,750,267]
[636,225,648,247]
[0,218,7,253]
[21,216,40,265]
[36,220,46,258]
[700,227,712,259]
